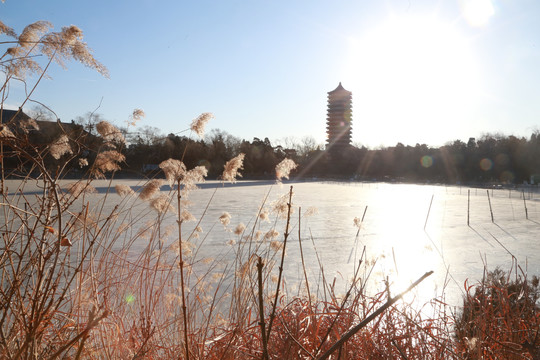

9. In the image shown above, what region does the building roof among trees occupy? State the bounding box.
[0,109,32,124]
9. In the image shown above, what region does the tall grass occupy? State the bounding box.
[2,16,540,360]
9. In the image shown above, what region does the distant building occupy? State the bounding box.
[326,82,352,152]
[0,108,89,143]
[0,108,32,125]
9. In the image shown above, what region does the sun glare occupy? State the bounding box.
[460,0,495,27]
[362,184,441,306]
[344,15,481,146]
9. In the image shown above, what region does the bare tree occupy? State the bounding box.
[130,125,163,146]
[298,136,319,158]
[28,105,54,122]
[74,112,106,135]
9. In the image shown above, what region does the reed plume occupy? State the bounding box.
[0,20,16,38]
[50,134,72,159]
[40,25,109,76]
[184,166,208,191]
[92,150,125,178]
[271,192,291,218]
[18,21,52,47]
[234,223,246,235]
[66,182,96,197]
[269,240,283,251]
[4,49,42,78]
[159,159,187,186]
[219,212,231,226]
[139,179,163,201]
[78,158,89,167]
[127,108,145,126]
[180,209,196,222]
[96,120,125,144]
[264,229,279,241]
[17,118,39,133]
[0,125,15,138]
[190,112,213,137]
[4,21,109,82]
[275,158,297,181]
[259,209,270,222]
[6,21,108,79]
[115,184,134,197]
[150,194,175,214]
[221,153,245,183]
[304,206,318,216]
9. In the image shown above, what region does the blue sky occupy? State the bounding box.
[2,0,540,148]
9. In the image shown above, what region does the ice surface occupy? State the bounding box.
[8,179,540,308]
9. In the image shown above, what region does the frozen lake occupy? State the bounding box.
[8,179,540,308]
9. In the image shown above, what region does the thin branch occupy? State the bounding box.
[28,99,59,120]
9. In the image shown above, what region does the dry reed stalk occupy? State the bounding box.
[297,207,312,309]
[308,228,330,304]
[256,256,270,360]
[0,17,205,360]
[175,175,192,359]
[349,205,367,264]
[266,185,293,343]
[317,271,434,360]
[314,257,366,357]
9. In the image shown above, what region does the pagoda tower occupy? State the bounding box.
[326,82,352,152]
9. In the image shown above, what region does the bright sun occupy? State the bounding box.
[460,0,495,27]
[344,15,483,147]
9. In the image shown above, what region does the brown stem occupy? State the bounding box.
[176,180,190,360]
[46,307,109,360]
[257,256,269,360]
[298,207,311,308]
[17,49,58,112]
[266,185,293,342]
[315,259,364,356]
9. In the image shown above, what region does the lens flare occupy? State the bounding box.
[126,294,135,304]
[500,171,515,183]
[479,158,493,171]
[421,155,433,168]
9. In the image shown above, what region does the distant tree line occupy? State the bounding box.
[344,134,539,184]
[6,109,540,185]
[121,123,540,185]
